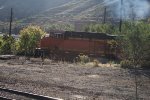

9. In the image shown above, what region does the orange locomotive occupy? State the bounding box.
[39,31,118,58]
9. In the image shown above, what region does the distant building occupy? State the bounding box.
[0,34,20,40]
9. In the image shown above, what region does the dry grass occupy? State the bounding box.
[0,58,149,100]
[85,62,120,68]
[21,57,120,68]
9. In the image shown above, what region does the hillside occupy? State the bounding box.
[0,0,150,27]
[41,0,115,21]
[41,0,150,21]
[14,0,122,25]
[0,0,74,21]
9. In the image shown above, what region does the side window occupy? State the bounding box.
[54,33,64,39]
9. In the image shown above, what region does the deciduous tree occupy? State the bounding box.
[19,25,46,56]
[121,22,150,68]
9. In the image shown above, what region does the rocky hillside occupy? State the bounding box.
[42,0,150,21]
[0,0,150,22]
[0,0,74,21]
[42,0,115,20]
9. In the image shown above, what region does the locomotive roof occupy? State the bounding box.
[51,31,117,40]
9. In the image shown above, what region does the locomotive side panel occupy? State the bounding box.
[41,37,64,49]
[40,37,50,48]
[62,39,90,53]
[40,37,114,57]
[92,40,108,55]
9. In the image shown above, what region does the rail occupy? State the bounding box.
[0,87,63,100]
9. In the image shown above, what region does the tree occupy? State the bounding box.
[84,24,116,34]
[44,23,74,32]
[0,35,15,54]
[19,25,46,56]
[121,21,150,68]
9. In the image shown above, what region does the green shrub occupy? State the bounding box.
[19,25,46,56]
[120,60,133,68]
[93,59,99,67]
[121,21,150,68]
[141,60,150,69]
[0,35,15,54]
[77,54,90,64]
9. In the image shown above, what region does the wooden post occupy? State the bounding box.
[9,8,13,36]
[131,4,135,21]
[119,0,123,33]
[134,65,138,100]
[103,7,107,24]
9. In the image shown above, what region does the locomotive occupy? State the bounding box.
[37,31,119,60]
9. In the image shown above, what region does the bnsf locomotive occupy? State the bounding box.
[37,31,118,59]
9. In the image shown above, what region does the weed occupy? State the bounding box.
[77,54,90,64]
[120,60,132,68]
[93,59,99,67]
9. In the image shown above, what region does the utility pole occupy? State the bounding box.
[103,7,107,24]
[131,4,138,100]
[132,5,135,21]
[9,8,13,36]
[119,0,123,32]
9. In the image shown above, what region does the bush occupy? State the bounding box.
[0,35,15,54]
[120,60,133,68]
[121,21,150,68]
[93,59,99,67]
[19,25,46,56]
[77,54,90,64]
[141,60,150,69]
[84,24,116,33]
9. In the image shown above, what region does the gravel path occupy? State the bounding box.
[0,58,149,100]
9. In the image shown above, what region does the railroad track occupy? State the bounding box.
[0,87,63,100]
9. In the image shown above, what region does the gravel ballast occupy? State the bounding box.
[0,58,149,100]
